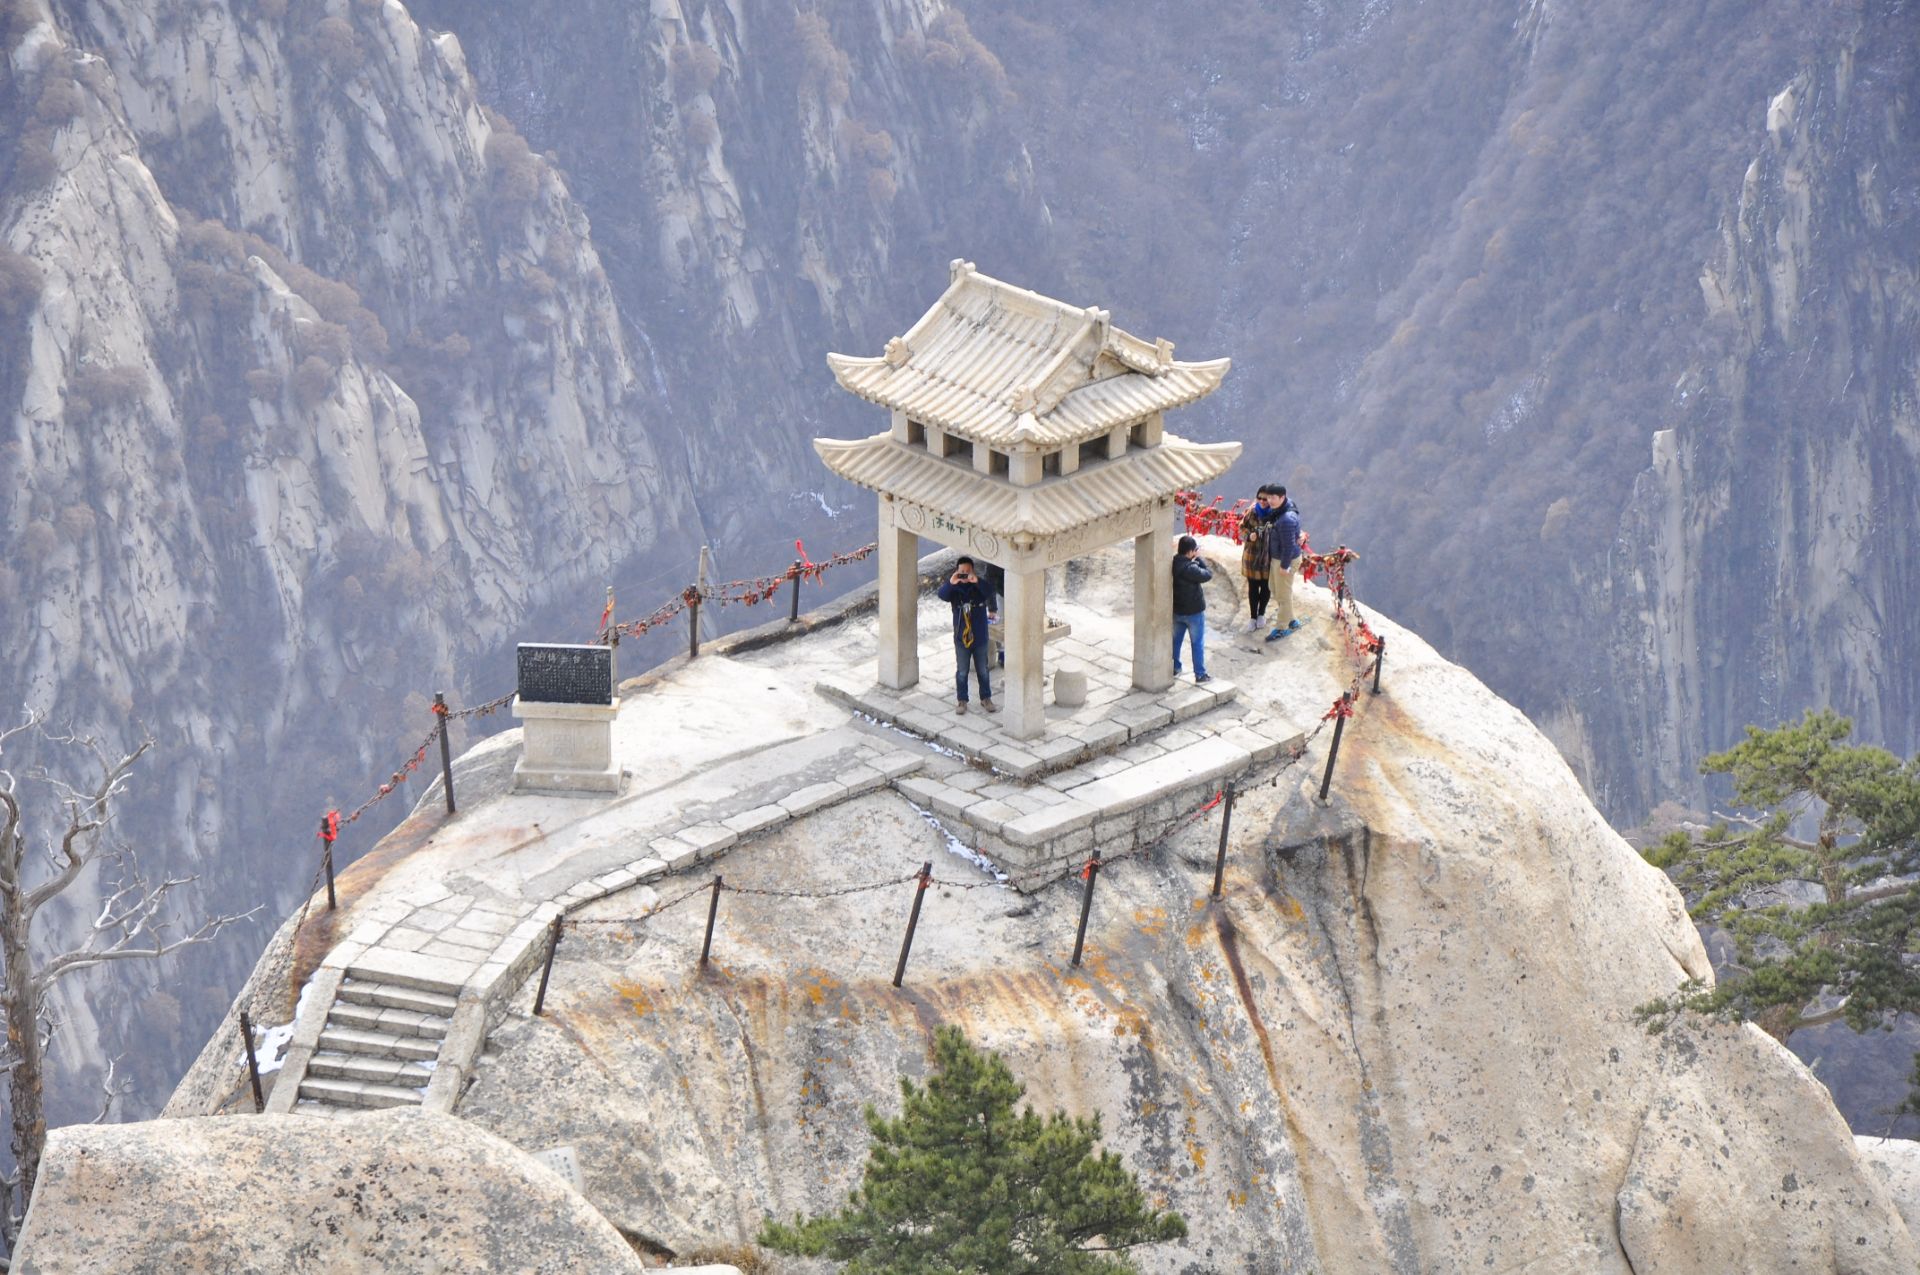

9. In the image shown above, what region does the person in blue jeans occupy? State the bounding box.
[936,556,998,714]
[1171,534,1212,683]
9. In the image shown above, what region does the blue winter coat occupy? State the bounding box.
[1271,504,1302,569]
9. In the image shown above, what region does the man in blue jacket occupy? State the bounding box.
[1265,488,1304,642]
[937,556,998,714]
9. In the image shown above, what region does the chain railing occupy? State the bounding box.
[298,510,1385,1006]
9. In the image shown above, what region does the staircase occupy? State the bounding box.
[294,974,455,1112]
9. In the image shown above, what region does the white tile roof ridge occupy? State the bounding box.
[825,263,1230,446]
[1022,307,1101,417]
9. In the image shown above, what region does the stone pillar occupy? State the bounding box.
[877,499,920,690]
[1132,514,1174,692]
[1001,565,1046,741]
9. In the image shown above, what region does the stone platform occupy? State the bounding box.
[817,630,1238,780]
[265,564,1317,1114]
[818,624,1306,875]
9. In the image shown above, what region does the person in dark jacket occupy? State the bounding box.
[937,555,997,713]
[1264,488,1304,641]
[1172,534,1213,683]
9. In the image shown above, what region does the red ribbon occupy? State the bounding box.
[1323,696,1354,721]
[1079,857,1099,881]
[320,809,340,845]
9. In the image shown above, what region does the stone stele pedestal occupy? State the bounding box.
[512,698,622,794]
[818,261,1240,742]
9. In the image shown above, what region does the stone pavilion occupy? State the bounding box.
[817,261,1239,740]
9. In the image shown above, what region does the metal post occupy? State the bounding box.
[788,560,803,623]
[1210,782,1236,899]
[1371,635,1386,695]
[319,817,336,912]
[532,916,563,1016]
[238,1011,264,1113]
[1070,850,1102,967]
[605,585,619,685]
[699,876,723,966]
[434,693,456,814]
[688,589,701,660]
[891,862,932,988]
[1319,693,1353,803]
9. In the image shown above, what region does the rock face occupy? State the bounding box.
[1857,1136,1920,1246]
[12,1109,646,1273]
[1599,39,1920,817]
[141,547,1917,1273]
[1,0,703,1119]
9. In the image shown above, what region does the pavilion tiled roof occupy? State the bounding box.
[826,262,1230,449]
[814,433,1240,538]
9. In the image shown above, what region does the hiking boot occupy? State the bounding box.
[1287,619,1302,632]
[1264,628,1286,642]
[981,699,1001,714]
[955,700,969,715]
[1196,674,1213,684]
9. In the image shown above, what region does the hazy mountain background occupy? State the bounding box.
[2,0,1914,1140]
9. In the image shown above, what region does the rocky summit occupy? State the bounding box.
[19,543,1917,1272]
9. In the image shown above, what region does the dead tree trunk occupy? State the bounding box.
[0,877,43,1210]
[0,716,250,1232]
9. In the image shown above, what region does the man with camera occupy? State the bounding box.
[936,555,998,714]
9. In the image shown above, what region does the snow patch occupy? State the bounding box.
[909,803,1008,886]
[252,978,316,1075]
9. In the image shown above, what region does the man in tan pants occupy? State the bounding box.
[1264,487,1304,641]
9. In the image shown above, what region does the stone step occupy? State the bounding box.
[318,1025,439,1062]
[297,1076,425,1110]
[305,1051,433,1087]
[335,979,459,1017]
[328,1000,450,1039]
[345,952,470,996]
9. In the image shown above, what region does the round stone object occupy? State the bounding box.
[1053,668,1089,707]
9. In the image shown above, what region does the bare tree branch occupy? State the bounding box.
[23,738,149,918]
[0,720,239,1210]
[34,908,254,992]
[89,1056,123,1126]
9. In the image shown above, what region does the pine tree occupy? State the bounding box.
[1640,711,1920,1091]
[758,1026,1187,1273]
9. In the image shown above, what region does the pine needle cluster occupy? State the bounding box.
[1640,710,1920,1103]
[759,1026,1187,1273]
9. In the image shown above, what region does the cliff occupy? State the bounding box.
[0,0,705,1119]
[29,544,1911,1273]
[4,0,1915,1165]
